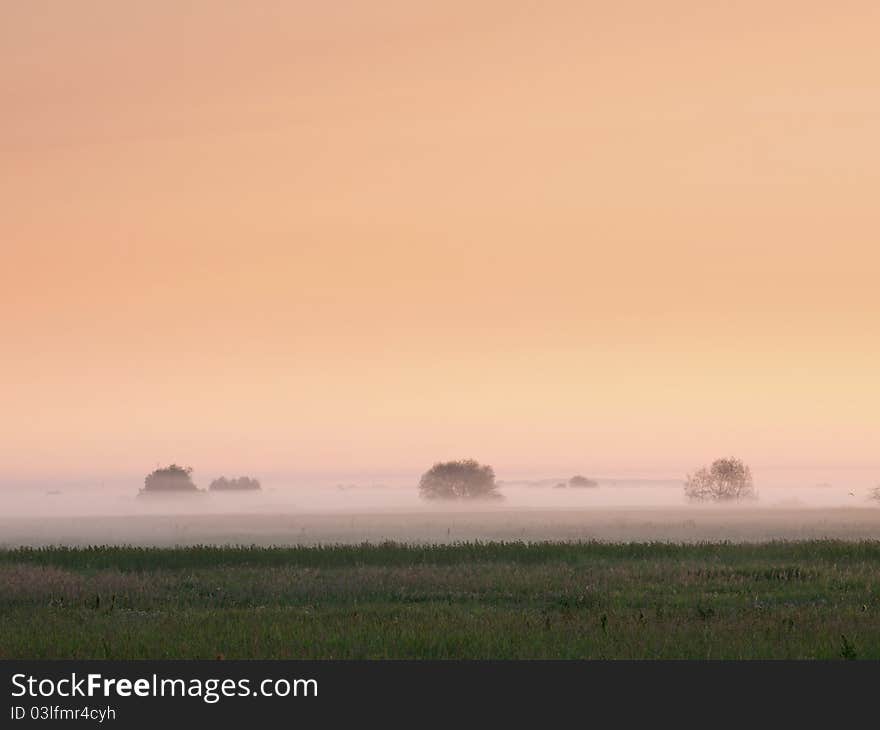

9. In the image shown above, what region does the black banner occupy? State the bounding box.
[2,660,875,726]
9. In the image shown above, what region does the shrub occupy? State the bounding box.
[569,475,598,488]
[209,476,261,491]
[140,464,201,494]
[418,459,502,501]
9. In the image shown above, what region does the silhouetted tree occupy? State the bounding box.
[684,457,755,502]
[569,475,598,488]
[140,464,200,494]
[418,459,502,501]
[209,476,261,491]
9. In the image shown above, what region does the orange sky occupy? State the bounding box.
[2,1,879,480]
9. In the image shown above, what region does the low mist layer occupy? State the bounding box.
[1,469,879,547]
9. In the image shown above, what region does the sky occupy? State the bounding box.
[2,1,879,483]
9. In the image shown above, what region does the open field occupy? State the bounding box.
[3,540,880,659]
[3,505,880,547]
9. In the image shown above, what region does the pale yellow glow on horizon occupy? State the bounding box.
[2,2,879,479]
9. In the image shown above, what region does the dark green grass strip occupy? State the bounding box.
[3,539,880,571]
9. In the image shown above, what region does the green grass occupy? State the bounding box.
[2,540,880,659]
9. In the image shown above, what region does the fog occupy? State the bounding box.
[2,472,878,519]
[1,468,879,547]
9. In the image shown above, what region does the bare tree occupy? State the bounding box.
[418,459,502,501]
[684,457,756,502]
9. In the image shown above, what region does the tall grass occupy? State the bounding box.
[2,540,880,659]
[4,539,880,571]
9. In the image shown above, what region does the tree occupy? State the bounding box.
[209,476,261,491]
[569,475,598,488]
[418,459,502,501]
[684,457,755,502]
[140,464,200,494]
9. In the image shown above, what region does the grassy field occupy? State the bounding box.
[5,506,880,546]
[2,540,880,659]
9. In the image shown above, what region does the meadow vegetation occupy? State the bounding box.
[2,541,879,659]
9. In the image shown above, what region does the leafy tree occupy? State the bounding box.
[141,464,200,494]
[684,457,755,502]
[569,475,598,488]
[418,459,502,501]
[209,476,261,491]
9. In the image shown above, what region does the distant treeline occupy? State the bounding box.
[139,465,261,495]
[209,476,261,492]
[137,456,763,503]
